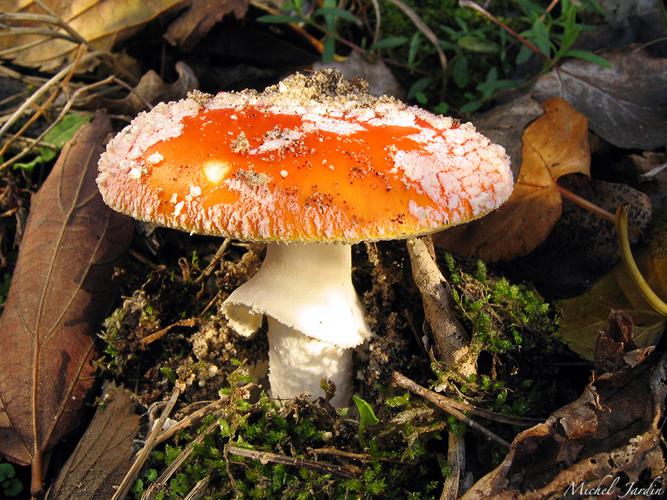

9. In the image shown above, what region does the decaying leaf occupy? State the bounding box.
[0,113,133,494]
[0,0,184,71]
[472,94,543,177]
[165,0,249,50]
[46,383,140,500]
[85,61,199,116]
[558,263,665,361]
[464,354,667,499]
[595,310,654,372]
[436,98,590,261]
[534,47,667,150]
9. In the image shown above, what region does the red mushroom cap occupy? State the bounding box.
[97,70,512,242]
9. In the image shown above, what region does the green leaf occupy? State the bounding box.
[256,14,301,24]
[44,112,92,150]
[353,395,379,431]
[130,479,144,496]
[3,478,23,497]
[516,44,533,64]
[314,7,359,24]
[459,99,483,114]
[146,469,158,482]
[564,49,612,68]
[433,102,449,115]
[372,36,408,50]
[530,19,551,56]
[407,77,431,100]
[457,35,499,54]
[407,33,420,67]
[452,56,469,89]
[0,463,15,481]
[322,36,335,63]
[13,112,91,172]
[353,395,378,448]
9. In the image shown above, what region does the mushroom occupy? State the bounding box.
[97,70,513,407]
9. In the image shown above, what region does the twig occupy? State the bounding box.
[196,238,231,283]
[0,75,115,171]
[0,28,80,43]
[112,388,181,500]
[0,50,104,139]
[0,38,47,58]
[395,371,538,426]
[142,421,218,500]
[370,0,381,49]
[440,431,465,500]
[184,476,210,500]
[387,0,447,82]
[392,372,511,448]
[139,318,197,345]
[129,249,162,271]
[226,445,357,479]
[154,386,252,446]
[557,185,641,239]
[406,237,473,375]
[34,0,92,48]
[0,45,84,158]
[459,0,547,60]
[309,447,372,461]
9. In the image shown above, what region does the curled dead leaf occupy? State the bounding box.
[85,62,199,116]
[464,354,667,499]
[0,113,133,495]
[558,263,666,362]
[436,98,590,261]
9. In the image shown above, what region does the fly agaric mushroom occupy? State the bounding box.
[97,70,513,407]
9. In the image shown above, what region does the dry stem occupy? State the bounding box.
[406,236,474,375]
[227,445,358,479]
[112,388,181,500]
[392,371,511,448]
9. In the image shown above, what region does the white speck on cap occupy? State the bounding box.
[147,152,164,164]
[280,170,288,178]
[203,161,230,183]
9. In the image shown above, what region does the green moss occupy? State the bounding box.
[435,254,562,418]
[138,365,446,499]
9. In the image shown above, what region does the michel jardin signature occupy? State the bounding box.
[565,475,664,498]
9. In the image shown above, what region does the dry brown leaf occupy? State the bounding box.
[0,113,133,495]
[463,354,667,499]
[165,0,249,50]
[0,0,184,71]
[435,98,590,261]
[46,383,140,500]
[85,61,199,116]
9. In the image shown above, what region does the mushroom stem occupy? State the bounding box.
[222,243,371,407]
[267,317,353,406]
